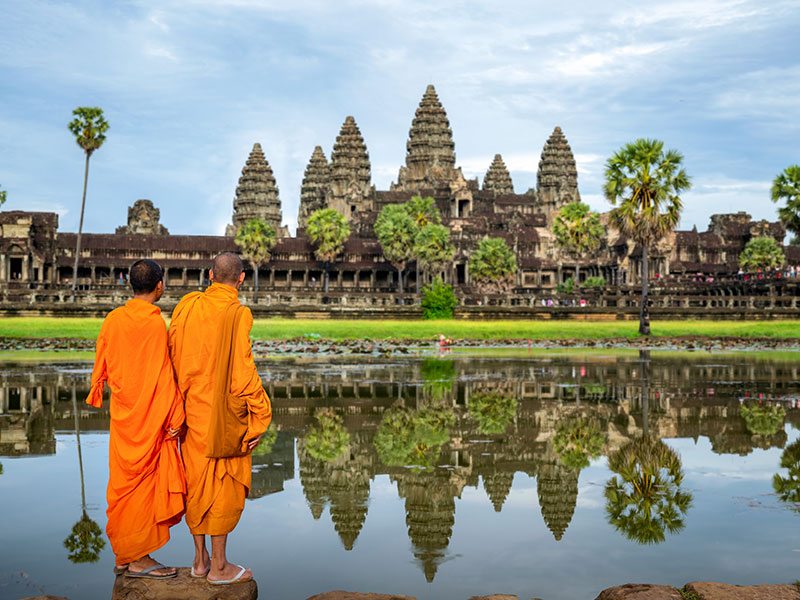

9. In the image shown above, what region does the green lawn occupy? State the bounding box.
[1,317,799,340]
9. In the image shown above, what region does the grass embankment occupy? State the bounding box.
[1,317,799,341]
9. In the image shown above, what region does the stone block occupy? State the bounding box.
[111,567,257,600]
[306,592,417,600]
[683,581,800,600]
[594,583,683,600]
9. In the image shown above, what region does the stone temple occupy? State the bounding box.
[0,84,794,300]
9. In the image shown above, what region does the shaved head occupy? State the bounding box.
[129,259,163,294]
[211,252,244,285]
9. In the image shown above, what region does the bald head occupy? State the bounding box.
[211,252,244,286]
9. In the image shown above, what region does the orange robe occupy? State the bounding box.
[86,298,186,564]
[168,283,272,536]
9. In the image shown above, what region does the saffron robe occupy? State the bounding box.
[168,283,272,535]
[87,298,186,564]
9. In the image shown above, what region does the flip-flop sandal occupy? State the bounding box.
[125,563,177,579]
[191,565,210,578]
[208,565,252,585]
[113,565,128,575]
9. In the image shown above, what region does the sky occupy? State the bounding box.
[0,0,798,237]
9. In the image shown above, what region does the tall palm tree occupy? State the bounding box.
[68,107,109,299]
[375,204,417,294]
[405,196,442,292]
[604,139,690,335]
[235,217,277,292]
[468,236,518,294]
[414,223,455,285]
[771,164,800,242]
[552,201,604,285]
[306,208,351,292]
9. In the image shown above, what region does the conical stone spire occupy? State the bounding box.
[537,456,579,541]
[537,127,580,219]
[483,469,515,512]
[328,116,372,220]
[298,146,330,229]
[227,143,284,236]
[482,154,514,195]
[394,84,460,194]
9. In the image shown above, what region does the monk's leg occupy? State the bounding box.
[208,534,253,583]
[192,534,210,576]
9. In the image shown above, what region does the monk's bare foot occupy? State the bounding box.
[207,562,252,583]
[192,547,210,577]
[127,555,176,577]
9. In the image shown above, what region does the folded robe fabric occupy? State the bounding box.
[168,283,272,535]
[86,298,186,564]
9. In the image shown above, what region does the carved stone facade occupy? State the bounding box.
[115,199,169,235]
[226,143,287,237]
[327,116,373,221]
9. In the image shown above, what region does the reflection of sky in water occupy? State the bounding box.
[2,355,800,599]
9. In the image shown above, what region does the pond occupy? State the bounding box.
[1,351,799,600]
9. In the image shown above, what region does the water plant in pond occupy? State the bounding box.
[63,510,105,563]
[374,405,454,470]
[305,409,351,462]
[740,402,786,436]
[420,358,455,402]
[468,391,518,435]
[605,436,693,545]
[773,439,800,511]
[553,417,606,471]
[252,423,279,457]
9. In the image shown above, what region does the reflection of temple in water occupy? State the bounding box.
[3,355,800,581]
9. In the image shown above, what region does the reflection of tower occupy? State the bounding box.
[537,452,578,541]
[483,470,514,512]
[394,469,460,582]
[298,442,329,519]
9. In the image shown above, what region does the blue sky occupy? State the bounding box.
[1,0,798,237]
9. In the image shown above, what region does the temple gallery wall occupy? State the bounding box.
[1,85,796,311]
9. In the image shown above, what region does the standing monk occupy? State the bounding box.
[168,252,272,584]
[87,259,186,578]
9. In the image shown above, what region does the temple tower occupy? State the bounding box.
[393,84,461,194]
[227,143,285,237]
[328,116,372,221]
[536,455,579,541]
[537,127,580,222]
[116,199,168,235]
[298,146,330,229]
[482,154,514,195]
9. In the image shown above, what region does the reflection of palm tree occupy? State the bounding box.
[605,436,692,545]
[252,423,279,457]
[773,439,800,512]
[64,384,105,563]
[467,391,518,435]
[420,359,455,403]
[305,408,350,462]
[374,405,453,470]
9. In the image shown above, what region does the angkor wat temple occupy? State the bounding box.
[0,84,794,309]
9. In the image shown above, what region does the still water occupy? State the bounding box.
[1,351,799,600]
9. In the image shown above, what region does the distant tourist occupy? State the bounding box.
[168,252,272,584]
[86,259,185,578]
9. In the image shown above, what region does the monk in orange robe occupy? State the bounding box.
[87,259,186,578]
[168,252,271,584]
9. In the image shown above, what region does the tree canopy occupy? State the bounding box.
[234,217,277,291]
[553,201,604,258]
[415,223,455,273]
[375,203,417,293]
[468,236,517,294]
[0,185,6,207]
[739,236,784,271]
[771,165,800,239]
[404,195,442,228]
[68,107,109,157]
[307,208,351,292]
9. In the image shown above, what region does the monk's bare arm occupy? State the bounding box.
[231,308,272,445]
[86,320,110,407]
[156,319,185,437]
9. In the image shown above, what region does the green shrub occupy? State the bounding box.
[582,276,606,288]
[556,277,575,294]
[421,276,458,319]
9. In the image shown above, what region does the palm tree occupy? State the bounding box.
[552,201,604,285]
[304,408,351,463]
[552,416,606,471]
[739,236,785,272]
[405,196,442,292]
[68,107,109,299]
[468,236,518,294]
[414,223,455,286]
[604,139,690,335]
[306,208,351,293]
[235,217,277,292]
[604,436,693,545]
[375,204,417,293]
[0,184,6,207]
[773,439,800,511]
[771,165,800,241]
